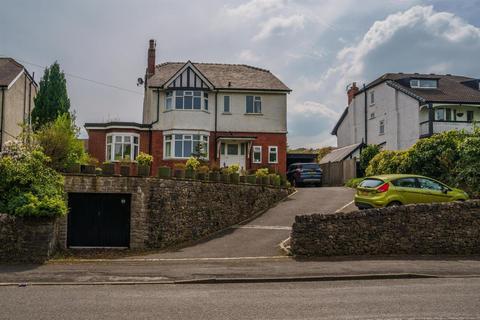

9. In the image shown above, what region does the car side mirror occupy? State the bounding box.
[442,188,449,194]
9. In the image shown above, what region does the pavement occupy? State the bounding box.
[1,187,480,285]
[2,278,480,319]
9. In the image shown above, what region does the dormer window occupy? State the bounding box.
[410,79,438,89]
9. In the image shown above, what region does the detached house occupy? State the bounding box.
[0,58,37,149]
[332,73,480,151]
[86,40,290,174]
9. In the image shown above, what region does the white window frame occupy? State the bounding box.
[171,90,207,111]
[268,146,278,164]
[246,96,262,114]
[370,91,375,105]
[379,120,385,135]
[163,133,209,159]
[106,133,140,162]
[224,95,230,113]
[252,146,262,163]
[410,79,438,89]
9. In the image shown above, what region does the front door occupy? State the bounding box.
[220,142,246,171]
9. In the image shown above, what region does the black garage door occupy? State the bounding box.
[67,193,131,248]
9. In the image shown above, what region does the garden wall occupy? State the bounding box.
[0,214,60,263]
[64,175,290,250]
[291,200,480,257]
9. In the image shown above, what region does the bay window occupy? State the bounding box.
[164,134,209,159]
[106,133,139,161]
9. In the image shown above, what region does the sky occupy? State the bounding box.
[2,0,480,148]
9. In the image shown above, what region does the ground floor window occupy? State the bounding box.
[106,133,139,161]
[268,146,278,163]
[164,134,208,159]
[253,146,262,163]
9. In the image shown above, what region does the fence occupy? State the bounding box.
[320,158,357,186]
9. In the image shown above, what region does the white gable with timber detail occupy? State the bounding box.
[164,61,214,89]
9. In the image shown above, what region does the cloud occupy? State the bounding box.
[253,14,305,41]
[238,49,260,63]
[226,0,286,18]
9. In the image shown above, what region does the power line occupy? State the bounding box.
[0,55,144,96]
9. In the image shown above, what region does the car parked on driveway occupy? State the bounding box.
[287,163,322,187]
[354,174,469,209]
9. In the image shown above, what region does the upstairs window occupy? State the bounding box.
[224,96,230,113]
[467,111,474,122]
[106,133,139,161]
[172,90,207,110]
[246,96,262,113]
[410,79,438,89]
[370,91,375,105]
[379,120,385,135]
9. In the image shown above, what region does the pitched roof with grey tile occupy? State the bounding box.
[0,58,24,87]
[148,62,291,91]
[357,72,480,104]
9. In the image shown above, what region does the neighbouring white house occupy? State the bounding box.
[332,73,480,151]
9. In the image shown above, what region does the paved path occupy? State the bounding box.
[2,278,480,319]
[129,187,355,259]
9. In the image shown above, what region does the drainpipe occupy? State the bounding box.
[0,88,5,150]
[214,90,218,161]
[363,84,368,144]
[148,89,161,156]
[428,102,434,136]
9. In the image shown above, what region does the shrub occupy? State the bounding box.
[359,144,380,172]
[0,141,67,217]
[455,136,480,196]
[224,164,240,174]
[345,177,364,188]
[197,165,209,174]
[174,163,186,170]
[137,152,153,166]
[34,113,86,172]
[210,164,221,172]
[255,168,269,178]
[365,150,408,176]
[185,156,200,170]
[87,155,100,167]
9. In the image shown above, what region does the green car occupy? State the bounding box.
[354,174,469,209]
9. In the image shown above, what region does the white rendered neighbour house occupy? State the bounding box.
[332,73,480,151]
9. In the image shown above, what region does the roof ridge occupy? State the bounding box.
[0,57,24,69]
[156,61,270,73]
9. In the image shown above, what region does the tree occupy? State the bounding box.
[32,62,70,129]
[35,113,86,171]
[359,144,381,172]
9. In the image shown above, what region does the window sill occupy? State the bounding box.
[379,133,385,136]
[268,162,278,164]
[244,113,263,116]
[222,112,232,115]
[163,157,209,160]
[164,109,210,114]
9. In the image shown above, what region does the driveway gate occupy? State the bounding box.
[67,193,131,248]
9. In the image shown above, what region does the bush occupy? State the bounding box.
[137,152,153,166]
[197,165,209,174]
[185,157,200,170]
[224,164,240,175]
[255,168,269,178]
[455,136,480,196]
[345,177,364,188]
[35,113,86,172]
[359,144,380,172]
[365,150,408,176]
[0,141,67,217]
[174,163,186,170]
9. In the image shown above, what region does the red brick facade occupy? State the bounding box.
[86,128,287,175]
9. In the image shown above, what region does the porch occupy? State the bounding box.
[419,103,479,137]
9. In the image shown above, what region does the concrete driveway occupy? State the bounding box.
[132,187,355,259]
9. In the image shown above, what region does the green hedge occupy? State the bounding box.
[0,142,67,217]
[365,129,480,196]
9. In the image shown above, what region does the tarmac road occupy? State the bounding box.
[1,277,479,320]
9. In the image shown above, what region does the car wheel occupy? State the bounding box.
[387,201,402,207]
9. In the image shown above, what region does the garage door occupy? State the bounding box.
[67,193,131,248]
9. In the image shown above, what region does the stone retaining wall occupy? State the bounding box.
[291,200,480,257]
[64,175,290,250]
[0,214,60,263]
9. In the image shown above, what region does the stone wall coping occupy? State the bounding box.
[294,200,480,223]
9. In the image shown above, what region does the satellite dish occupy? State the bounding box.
[137,77,144,86]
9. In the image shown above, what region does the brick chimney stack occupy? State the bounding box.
[347,82,359,105]
[147,39,156,77]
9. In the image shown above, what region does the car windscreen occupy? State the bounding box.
[299,164,320,170]
[358,178,384,188]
